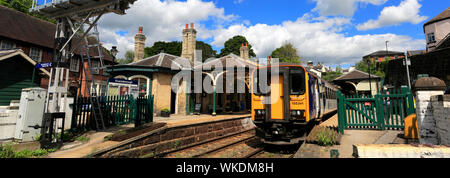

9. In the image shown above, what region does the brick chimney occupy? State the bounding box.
[240,43,249,60]
[134,26,146,62]
[181,23,197,62]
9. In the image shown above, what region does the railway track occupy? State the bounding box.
[143,127,304,158]
[151,128,259,158]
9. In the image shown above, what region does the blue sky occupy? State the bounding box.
[46,0,447,68]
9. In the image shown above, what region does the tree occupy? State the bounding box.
[117,50,134,64]
[144,41,217,62]
[196,41,217,60]
[144,41,182,57]
[322,71,343,82]
[355,58,389,78]
[218,35,256,57]
[0,0,56,23]
[270,43,302,64]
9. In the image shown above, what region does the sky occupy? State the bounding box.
[91,0,449,69]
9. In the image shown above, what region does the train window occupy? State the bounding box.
[290,69,305,95]
[253,69,271,95]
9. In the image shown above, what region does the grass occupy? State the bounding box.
[316,127,338,146]
[0,144,56,158]
[104,134,113,141]
[75,136,90,142]
[307,126,340,146]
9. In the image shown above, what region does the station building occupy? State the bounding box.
[107,24,259,116]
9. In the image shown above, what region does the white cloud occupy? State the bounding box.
[97,0,425,66]
[210,16,424,65]
[312,0,387,17]
[98,0,235,59]
[357,0,428,30]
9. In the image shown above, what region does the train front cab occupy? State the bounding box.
[251,65,313,144]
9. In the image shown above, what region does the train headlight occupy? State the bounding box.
[254,109,266,121]
[290,110,305,121]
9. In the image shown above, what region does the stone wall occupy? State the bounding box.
[431,95,450,145]
[416,91,442,144]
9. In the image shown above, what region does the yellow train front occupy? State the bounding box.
[251,63,337,144]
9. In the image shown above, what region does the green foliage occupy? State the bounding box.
[355,58,389,78]
[0,144,54,158]
[145,41,182,57]
[144,41,217,62]
[218,35,256,57]
[117,50,134,64]
[57,132,74,142]
[75,136,90,142]
[0,0,56,23]
[196,41,218,60]
[322,71,343,82]
[316,128,338,146]
[270,43,302,64]
[161,108,170,113]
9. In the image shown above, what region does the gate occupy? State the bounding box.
[71,95,154,132]
[337,86,415,134]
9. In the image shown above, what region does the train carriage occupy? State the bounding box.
[251,63,337,144]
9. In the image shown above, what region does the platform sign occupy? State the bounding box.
[108,78,139,97]
[36,62,52,69]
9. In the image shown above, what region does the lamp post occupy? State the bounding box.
[385,41,389,57]
[110,46,118,63]
[367,58,373,96]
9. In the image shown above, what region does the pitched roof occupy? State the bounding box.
[194,53,258,70]
[0,5,114,62]
[0,49,50,76]
[363,50,404,58]
[424,7,450,27]
[0,5,55,49]
[333,69,380,81]
[127,53,192,70]
[436,32,450,50]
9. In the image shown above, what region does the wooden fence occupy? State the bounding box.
[337,86,415,134]
[70,95,154,132]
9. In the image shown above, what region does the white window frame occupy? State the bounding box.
[29,47,42,62]
[0,40,16,50]
[70,58,80,72]
[427,33,436,43]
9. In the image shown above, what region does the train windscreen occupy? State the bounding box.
[290,69,305,95]
[252,69,271,95]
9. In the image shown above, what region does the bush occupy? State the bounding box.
[307,126,340,146]
[161,108,170,113]
[0,144,53,158]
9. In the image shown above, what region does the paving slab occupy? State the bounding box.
[48,114,251,158]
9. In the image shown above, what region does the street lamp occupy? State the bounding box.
[110,46,118,62]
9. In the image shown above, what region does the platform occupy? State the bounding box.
[48,114,252,158]
[153,113,251,128]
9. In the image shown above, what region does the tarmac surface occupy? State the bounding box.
[294,114,403,158]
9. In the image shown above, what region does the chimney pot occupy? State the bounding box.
[186,24,189,29]
[191,23,194,29]
[139,26,143,34]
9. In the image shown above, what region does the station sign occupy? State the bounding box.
[36,62,52,69]
[109,78,138,85]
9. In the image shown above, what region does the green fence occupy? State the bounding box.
[71,95,154,132]
[337,86,415,134]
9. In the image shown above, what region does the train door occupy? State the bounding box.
[270,73,284,120]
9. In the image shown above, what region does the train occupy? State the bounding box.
[251,63,338,144]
